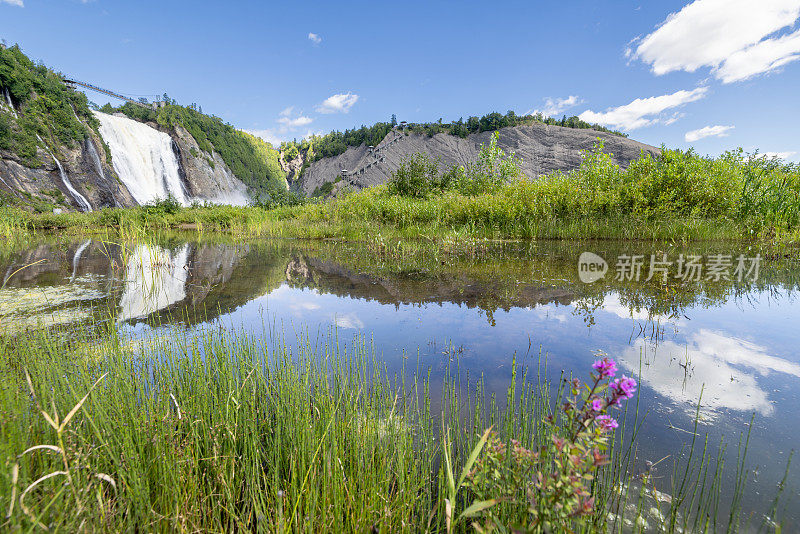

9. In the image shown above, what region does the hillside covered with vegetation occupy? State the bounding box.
[0,44,97,166]
[101,101,287,200]
[280,110,628,171]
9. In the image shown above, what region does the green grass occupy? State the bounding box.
[3,142,799,250]
[0,320,790,532]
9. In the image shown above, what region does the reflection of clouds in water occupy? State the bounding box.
[620,329,800,417]
[265,286,322,317]
[601,294,681,325]
[694,330,800,378]
[334,313,364,330]
[533,305,569,323]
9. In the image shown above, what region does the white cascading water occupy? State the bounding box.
[118,244,190,321]
[86,138,106,181]
[0,88,22,197]
[93,111,190,206]
[3,87,18,118]
[51,151,93,212]
[36,133,93,212]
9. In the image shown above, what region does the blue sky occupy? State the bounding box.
[2,0,799,160]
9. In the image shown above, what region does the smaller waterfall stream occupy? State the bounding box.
[86,138,106,181]
[36,135,92,212]
[3,87,18,118]
[50,149,93,212]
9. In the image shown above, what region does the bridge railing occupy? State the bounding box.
[62,78,157,109]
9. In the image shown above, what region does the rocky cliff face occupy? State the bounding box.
[169,124,249,205]
[292,123,661,196]
[0,108,249,211]
[0,129,135,211]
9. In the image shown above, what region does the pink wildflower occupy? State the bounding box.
[592,357,618,379]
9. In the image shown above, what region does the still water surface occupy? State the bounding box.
[2,237,799,526]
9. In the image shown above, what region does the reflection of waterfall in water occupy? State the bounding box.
[118,245,190,321]
[70,240,92,283]
[94,111,190,206]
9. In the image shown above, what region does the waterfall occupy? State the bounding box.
[50,149,93,212]
[93,111,190,206]
[86,138,106,181]
[36,135,92,212]
[118,244,190,321]
[3,86,18,118]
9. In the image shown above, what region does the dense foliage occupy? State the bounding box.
[381,139,800,236]
[0,44,96,164]
[280,110,627,171]
[105,102,287,199]
[1,315,769,531]
[387,132,522,198]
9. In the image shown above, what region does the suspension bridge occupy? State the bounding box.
[62,77,164,110]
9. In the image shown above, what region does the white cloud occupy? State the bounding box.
[664,112,685,125]
[277,115,313,128]
[315,92,359,114]
[764,151,797,160]
[308,32,322,45]
[632,0,800,83]
[247,107,315,145]
[531,95,582,117]
[578,86,708,130]
[684,124,734,142]
[715,28,800,82]
[1,0,24,6]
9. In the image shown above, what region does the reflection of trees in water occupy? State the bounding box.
[1,238,798,329]
[286,241,800,331]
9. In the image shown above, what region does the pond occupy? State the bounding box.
[2,236,799,527]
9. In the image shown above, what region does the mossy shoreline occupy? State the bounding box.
[0,200,795,250]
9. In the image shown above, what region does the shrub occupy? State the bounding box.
[142,195,182,216]
[386,153,446,198]
[451,132,523,196]
[252,188,305,209]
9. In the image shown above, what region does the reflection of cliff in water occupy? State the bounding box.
[285,254,577,322]
[0,240,279,329]
[2,239,800,331]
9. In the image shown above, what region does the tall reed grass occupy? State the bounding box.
[0,322,788,532]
